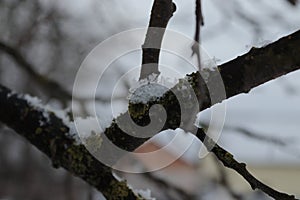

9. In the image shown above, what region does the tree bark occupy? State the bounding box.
[0,29,300,199]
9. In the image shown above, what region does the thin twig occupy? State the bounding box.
[212,156,243,200]
[199,122,290,146]
[286,0,298,6]
[196,128,297,200]
[192,0,204,71]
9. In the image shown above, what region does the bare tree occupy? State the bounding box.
[0,0,300,199]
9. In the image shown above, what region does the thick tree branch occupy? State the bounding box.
[286,0,298,6]
[102,30,300,197]
[196,128,297,200]
[0,30,300,199]
[104,29,300,154]
[139,0,176,80]
[0,85,140,200]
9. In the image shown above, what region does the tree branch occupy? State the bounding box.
[194,0,204,43]
[196,128,297,200]
[0,85,140,200]
[0,30,300,198]
[102,30,300,197]
[286,0,298,6]
[0,40,128,105]
[192,0,204,71]
[104,29,300,156]
[200,122,290,146]
[142,171,194,200]
[139,0,176,80]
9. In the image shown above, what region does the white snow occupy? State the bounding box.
[133,189,155,200]
[68,122,82,144]
[22,93,114,145]
[23,94,71,125]
[112,172,125,182]
[128,83,168,104]
[23,94,41,107]
[73,117,103,139]
[21,93,84,143]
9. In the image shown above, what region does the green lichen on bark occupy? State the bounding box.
[1,29,300,200]
[128,103,150,119]
[0,85,139,199]
[104,180,130,200]
[65,144,91,174]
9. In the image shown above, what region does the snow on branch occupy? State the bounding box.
[0,85,141,200]
[0,29,300,199]
[105,29,300,157]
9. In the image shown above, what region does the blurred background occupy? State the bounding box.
[0,0,300,199]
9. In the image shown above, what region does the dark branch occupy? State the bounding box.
[139,0,176,80]
[219,31,300,98]
[286,0,298,6]
[213,156,243,200]
[192,0,204,70]
[199,122,290,146]
[143,172,194,200]
[231,127,289,146]
[105,29,300,155]
[0,85,140,200]
[1,30,300,198]
[194,0,204,43]
[196,128,297,200]
[103,30,300,197]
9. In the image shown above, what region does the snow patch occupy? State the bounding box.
[6,90,16,98]
[112,171,124,182]
[21,93,82,142]
[68,122,82,144]
[133,189,155,200]
[129,83,168,104]
[128,74,178,104]
[246,40,272,49]
[73,117,103,138]
[23,94,71,126]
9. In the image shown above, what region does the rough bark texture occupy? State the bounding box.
[0,86,139,200]
[220,32,300,98]
[0,30,300,199]
[106,29,300,155]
